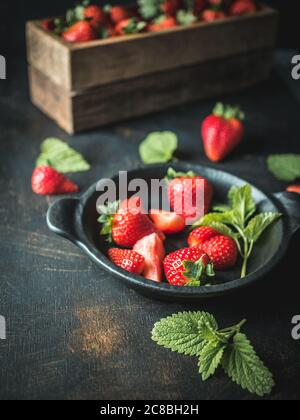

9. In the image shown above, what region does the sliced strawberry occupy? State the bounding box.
[150,210,186,235]
[32,166,79,196]
[188,226,220,247]
[287,185,300,194]
[133,233,166,282]
[163,247,214,286]
[108,248,145,274]
[201,235,238,270]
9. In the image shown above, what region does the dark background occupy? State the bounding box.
[0,0,300,401]
[0,0,299,56]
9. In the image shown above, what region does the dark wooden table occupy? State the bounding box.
[0,50,300,400]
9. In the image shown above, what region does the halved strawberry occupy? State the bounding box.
[164,247,214,286]
[201,235,238,270]
[134,233,166,282]
[108,248,145,274]
[188,226,220,247]
[98,196,164,248]
[150,210,186,235]
[166,168,214,222]
[287,185,300,194]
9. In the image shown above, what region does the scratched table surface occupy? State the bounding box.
[0,50,300,401]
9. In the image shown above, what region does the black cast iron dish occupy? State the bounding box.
[47,163,300,300]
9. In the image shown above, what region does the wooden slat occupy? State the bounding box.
[26,22,72,90]
[29,49,273,134]
[26,6,278,92]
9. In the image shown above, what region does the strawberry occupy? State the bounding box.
[161,0,182,16]
[106,6,132,24]
[166,168,214,222]
[148,16,177,32]
[201,102,245,162]
[32,166,79,196]
[115,18,146,36]
[150,210,186,235]
[229,0,257,16]
[99,196,164,248]
[134,233,166,282]
[202,9,226,21]
[42,19,55,31]
[84,5,106,29]
[62,21,98,43]
[201,235,238,270]
[286,185,300,194]
[163,247,214,286]
[108,248,145,274]
[194,0,208,15]
[188,226,220,247]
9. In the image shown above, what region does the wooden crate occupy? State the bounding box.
[26,5,278,134]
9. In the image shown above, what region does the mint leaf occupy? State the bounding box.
[36,138,90,173]
[152,311,213,356]
[198,341,226,381]
[267,154,300,181]
[193,212,234,229]
[139,131,178,164]
[228,185,256,226]
[222,333,275,397]
[244,212,282,243]
[177,10,197,26]
[212,204,232,213]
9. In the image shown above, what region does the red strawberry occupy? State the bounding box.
[62,21,98,43]
[194,0,208,15]
[166,168,214,222]
[115,18,146,36]
[42,19,55,31]
[201,235,238,270]
[202,10,226,21]
[84,5,106,29]
[208,0,223,6]
[229,0,256,16]
[148,16,177,32]
[287,185,300,194]
[161,0,182,16]
[188,226,220,247]
[164,247,214,286]
[99,196,164,248]
[150,210,186,235]
[201,102,245,162]
[107,6,132,24]
[108,248,145,274]
[134,233,166,282]
[32,166,79,196]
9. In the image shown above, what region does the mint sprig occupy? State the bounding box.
[267,154,300,182]
[139,131,178,164]
[193,184,281,278]
[152,312,275,397]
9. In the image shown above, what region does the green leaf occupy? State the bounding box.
[228,185,256,226]
[151,312,214,356]
[212,204,232,213]
[36,138,90,173]
[244,212,282,243]
[166,167,196,180]
[267,154,300,182]
[138,0,162,19]
[222,333,275,397]
[139,131,178,164]
[177,10,197,26]
[198,341,226,381]
[183,255,214,286]
[198,314,221,343]
[193,212,234,229]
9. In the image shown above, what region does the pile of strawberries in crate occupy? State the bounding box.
[43,0,258,43]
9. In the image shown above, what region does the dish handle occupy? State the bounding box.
[47,197,81,244]
[273,191,300,236]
